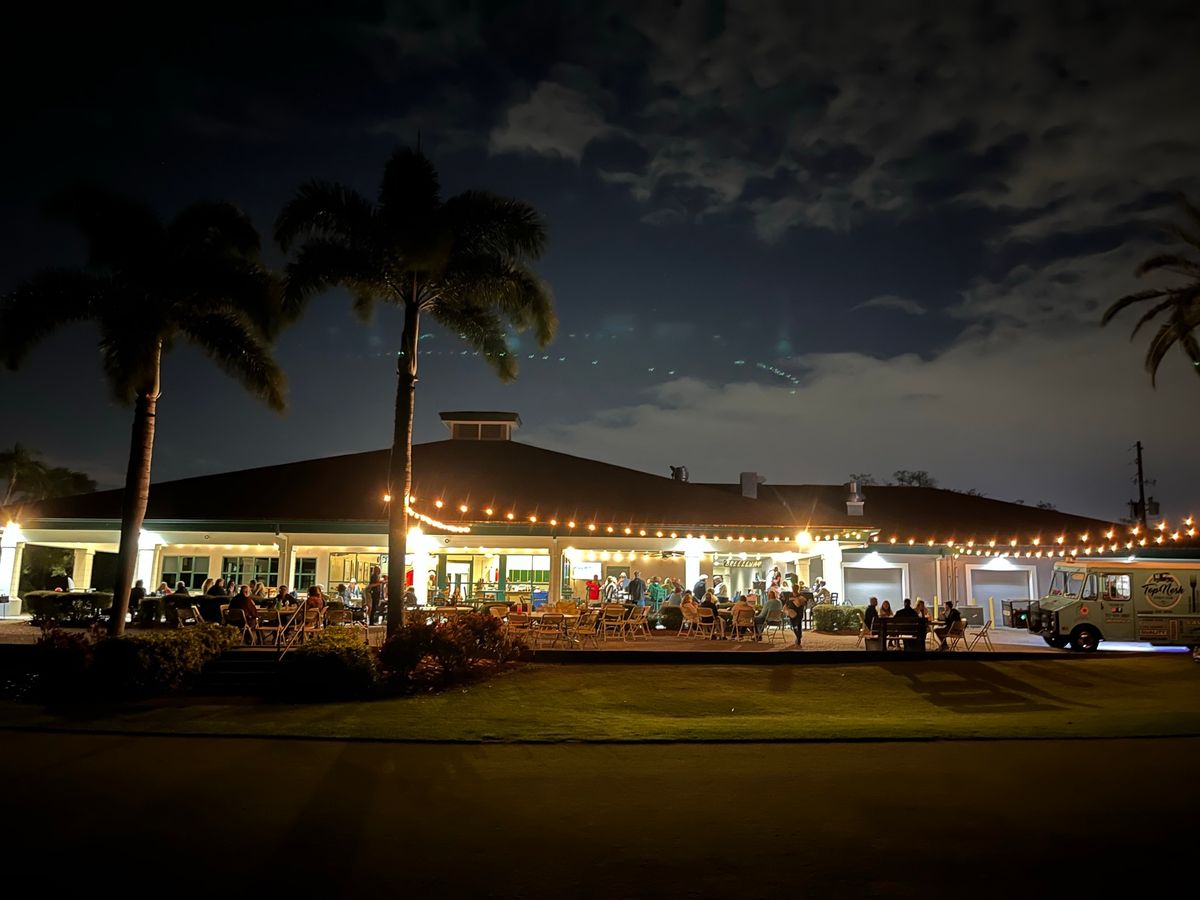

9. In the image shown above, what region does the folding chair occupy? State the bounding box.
[601,604,628,641]
[729,609,757,641]
[506,613,532,641]
[256,607,284,646]
[223,607,256,645]
[676,606,699,638]
[762,609,787,643]
[566,610,600,648]
[488,604,510,619]
[532,613,566,649]
[625,606,651,640]
[694,607,719,639]
[967,619,995,651]
[947,621,970,651]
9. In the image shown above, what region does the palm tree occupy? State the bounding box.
[0,188,286,634]
[1103,197,1200,385]
[276,148,555,632]
[0,444,41,506]
[0,443,96,506]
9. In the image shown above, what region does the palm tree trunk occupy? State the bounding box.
[108,341,162,636]
[387,300,420,635]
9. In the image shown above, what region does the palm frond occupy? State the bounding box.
[177,258,286,337]
[282,238,387,317]
[432,304,518,381]
[1134,254,1200,279]
[274,181,376,252]
[177,310,287,411]
[169,201,262,259]
[1144,301,1200,386]
[1130,296,1178,336]
[46,185,163,270]
[442,258,557,347]
[0,270,105,368]
[1101,288,1167,326]
[379,148,441,225]
[443,191,547,261]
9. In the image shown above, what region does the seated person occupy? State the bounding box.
[935,601,962,650]
[729,594,755,633]
[913,599,929,620]
[679,590,700,619]
[894,597,918,619]
[755,589,783,635]
[305,585,327,611]
[863,596,879,632]
[700,590,724,636]
[229,583,259,627]
[878,600,893,618]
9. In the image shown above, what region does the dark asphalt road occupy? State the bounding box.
[8,732,1196,898]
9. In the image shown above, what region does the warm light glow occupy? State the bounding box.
[406,495,415,504]
[506,512,515,520]
[639,529,646,536]
[549,519,558,526]
[588,524,597,532]
[484,507,494,516]
[889,536,897,544]
[1171,531,1181,541]
[568,521,576,528]
[988,539,996,547]
[655,530,663,538]
[907,538,915,545]
[459,505,469,513]
[624,527,632,535]
[1032,537,1040,545]
[1056,535,1064,544]
[606,526,614,533]
[1105,529,1114,539]
[1010,538,1018,547]
[434,500,444,509]
[670,532,678,539]
[1080,532,1089,541]
[382,493,392,503]
[529,516,538,523]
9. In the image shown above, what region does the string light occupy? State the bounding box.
[406,505,471,534]
[382,493,392,503]
[434,500,444,509]
[459,504,469,513]
[484,508,493,516]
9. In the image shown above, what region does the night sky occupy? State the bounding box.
[2,2,1198,520]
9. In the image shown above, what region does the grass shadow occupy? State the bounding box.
[884,661,1102,714]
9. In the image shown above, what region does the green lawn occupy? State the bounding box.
[3,656,1199,742]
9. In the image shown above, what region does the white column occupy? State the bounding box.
[276,534,291,593]
[0,522,25,602]
[548,538,563,603]
[73,548,96,590]
[134,530,160,590]
[820,541,844,600]
[684,551,703,590]
[409,528,433,606]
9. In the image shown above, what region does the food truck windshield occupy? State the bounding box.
[1047,568,1086,598]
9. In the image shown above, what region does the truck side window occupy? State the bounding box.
[1104,574,1131,601]
[1082,574,1099,601]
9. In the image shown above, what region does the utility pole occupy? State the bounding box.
[1135,440,1148,532]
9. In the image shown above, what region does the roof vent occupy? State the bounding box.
[846,479,865,517]
[439,411,521,441]
[740,471,766,499]
[670,465,689,483]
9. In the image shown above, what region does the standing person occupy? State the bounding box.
[714,575,729,601]
[647,576,667,609]
[602,575,619,603]
[586,575,601,604]
[935,600,962,651]
[618,572,629,594]
[784,590,807,647]
[627,570,646,606]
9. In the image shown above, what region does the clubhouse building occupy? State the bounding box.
[2,411,1193,624]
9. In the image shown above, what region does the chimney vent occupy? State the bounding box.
[740,471,766,499]
[846,479,865,517]
[439,411,521,441]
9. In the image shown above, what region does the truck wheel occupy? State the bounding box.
[1043,635,1069,649]
[1070,626,1101,652]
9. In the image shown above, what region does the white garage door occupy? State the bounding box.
[843,567,904,606]
[968,569,1033,606]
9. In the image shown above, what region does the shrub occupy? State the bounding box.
[25,591,113,626]
[442,613,524,665]
[276,630,380,701]
[811,604,868,633]
[378,621,440,683]
[31,628,95,698]
[91,624,240,695]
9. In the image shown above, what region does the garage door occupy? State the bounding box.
[843,567,903,606]
[968,569,1033,606]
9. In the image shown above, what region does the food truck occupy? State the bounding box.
[1028,558,1200,651]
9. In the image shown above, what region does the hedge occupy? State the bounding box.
[26,624,240,699]
[276,630,381,701]
[811,604,866,633]
[25,591,113,626]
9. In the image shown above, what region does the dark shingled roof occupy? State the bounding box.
[20,439,1121,540]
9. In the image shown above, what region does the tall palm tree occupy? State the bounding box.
[0,188,286,634]
[276,148,555,632]
[1103,197,1200,385]
[0,443,96,506]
